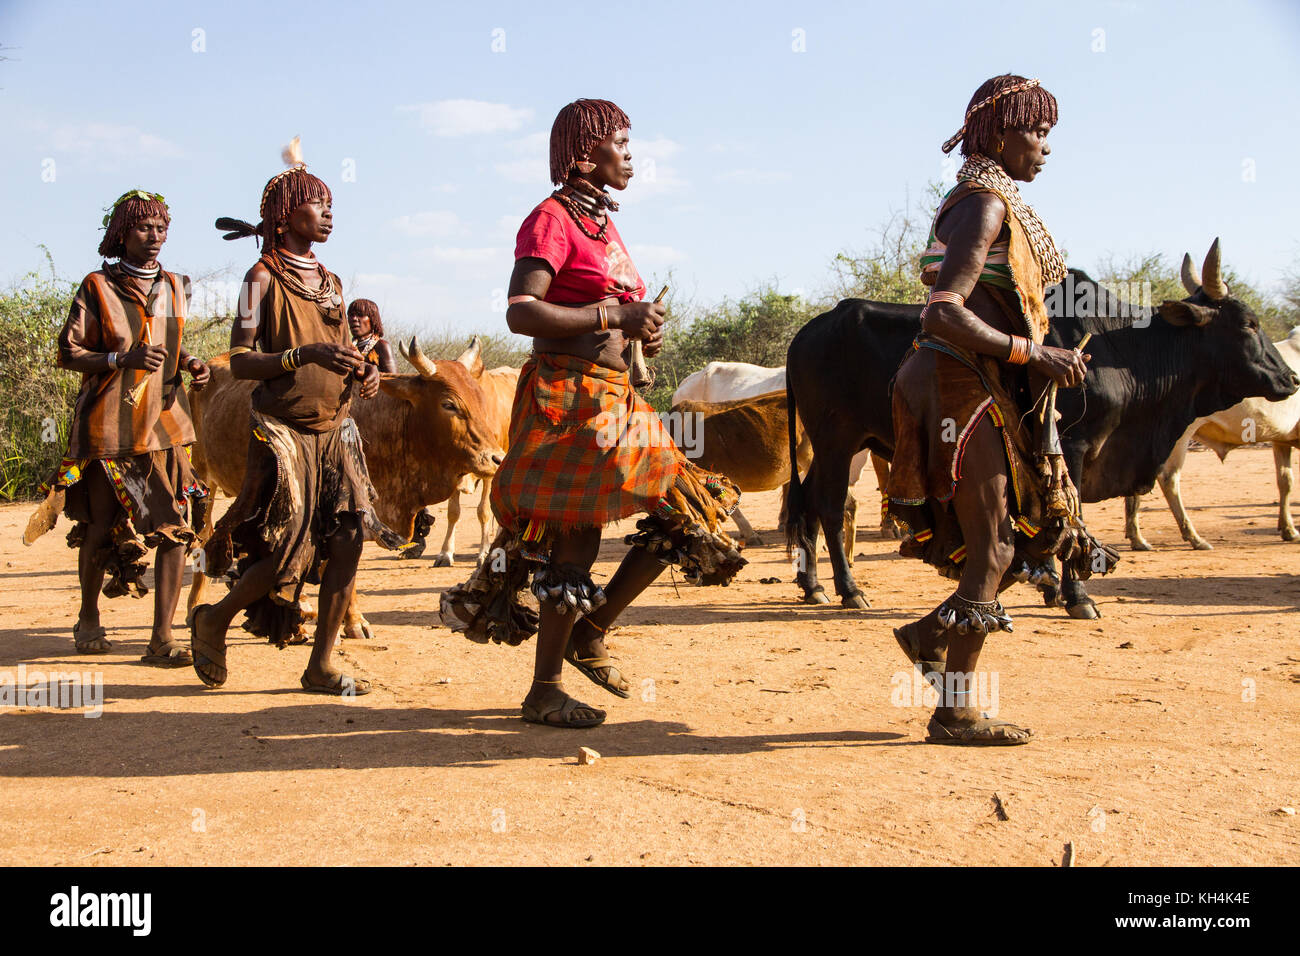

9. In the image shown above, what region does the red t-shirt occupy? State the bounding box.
[514,197,645,305]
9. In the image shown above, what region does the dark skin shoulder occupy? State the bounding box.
[373,338,396,373]
[925,191,1087,387]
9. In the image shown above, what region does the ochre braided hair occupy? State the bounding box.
[214,165,332,249]
[98,190,170,258]
[943,74,1058,157]
[548,99,631,185]
[347,298,383,337]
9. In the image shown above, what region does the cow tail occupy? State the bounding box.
[784,375,806,558]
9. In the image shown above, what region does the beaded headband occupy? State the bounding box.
[102,189,167,227]
[941,77,1041,155]
[259,164,309,221]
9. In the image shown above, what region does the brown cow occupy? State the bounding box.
[433,364,520,566]
[187,336,504,639]
[671,393,856,559]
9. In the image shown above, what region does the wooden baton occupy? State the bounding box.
[628,284,668,389]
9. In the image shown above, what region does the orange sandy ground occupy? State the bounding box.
[0,446,1296,866]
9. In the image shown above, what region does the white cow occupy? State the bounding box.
[671,362,898,544]
[1126,327,1300,549]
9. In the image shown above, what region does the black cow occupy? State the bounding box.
[785,244,1300,617]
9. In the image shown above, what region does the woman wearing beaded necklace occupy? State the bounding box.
[440,99,745,728]
[886,75,1117,745]
[346,298,396,373]
[191,164,404,694]
[31,190,211,663]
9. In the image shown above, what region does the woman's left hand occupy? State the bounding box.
[356,361,381,399]
[187,357,211,390]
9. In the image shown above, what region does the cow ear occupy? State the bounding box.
[457,335,485,378]
[379,375,422,405]
[1158,299,1216,327]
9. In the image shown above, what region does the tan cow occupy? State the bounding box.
[187,337,504,639]
[433,364,520,567]
[671,393,857,561]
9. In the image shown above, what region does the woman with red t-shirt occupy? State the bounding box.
[440,99,745,728]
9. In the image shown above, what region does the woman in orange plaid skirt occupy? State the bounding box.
[441,99,745,728]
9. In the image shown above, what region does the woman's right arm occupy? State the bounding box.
[504,258,663,340]
[229,263,362,380]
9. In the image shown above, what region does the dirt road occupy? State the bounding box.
[1,446,1296,865]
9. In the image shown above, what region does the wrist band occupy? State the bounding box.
[1007,335,1032,365]
[508,294,538,305]
[597,305,609,332]
[107,352,118,369]
[927,290,967,308]
[920,289,966,321]
[280,349,301,372]
[228,346,252,356]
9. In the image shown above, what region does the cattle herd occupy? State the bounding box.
[183,244,1300,633]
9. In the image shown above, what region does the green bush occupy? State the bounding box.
[0,256,79,501]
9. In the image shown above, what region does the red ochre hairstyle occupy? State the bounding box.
[943,74,1058,157]
[347,298,383,337]
[214,166,332,250]
[548,98,631,185]
[98,191,170,259]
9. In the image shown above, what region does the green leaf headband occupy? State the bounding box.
[102,189,167,228]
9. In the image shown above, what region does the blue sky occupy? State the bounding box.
[2,0,1298,334]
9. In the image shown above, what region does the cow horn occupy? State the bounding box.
[456,335,484,375]
[401,337,438,379]
[1179,253,1200,295]
[1201,238,1228,301]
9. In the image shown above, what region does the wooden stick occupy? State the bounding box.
[629,285,668,388]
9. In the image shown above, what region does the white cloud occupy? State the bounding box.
[626,136,686,197]
[715,169,791,186]
[494,130,550,185]
[399,99,533,137]
[33,119,185,170]
[411,245,512,282]
[630,244,686,268]
[389,211,462,238]
[419,246,504,265]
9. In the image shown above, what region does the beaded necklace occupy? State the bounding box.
[957,154,1066,287]
[550,179,618,243]
[117,259,160,279]
[262,250,342,306]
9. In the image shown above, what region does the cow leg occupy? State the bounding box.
[810,449,866,608]
[1155,435,1210,550]
[434,492,459,567]
[476,478,494,564]
[342,590,373,641]
[1059,563,1100,620]
[1124,495,1153,551]
[186,489,218,626]
[842,491,857,569]
[1276,442,1298,541]
[730,507,763,547]
[870,453,903,539]
[791,462,827,604]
